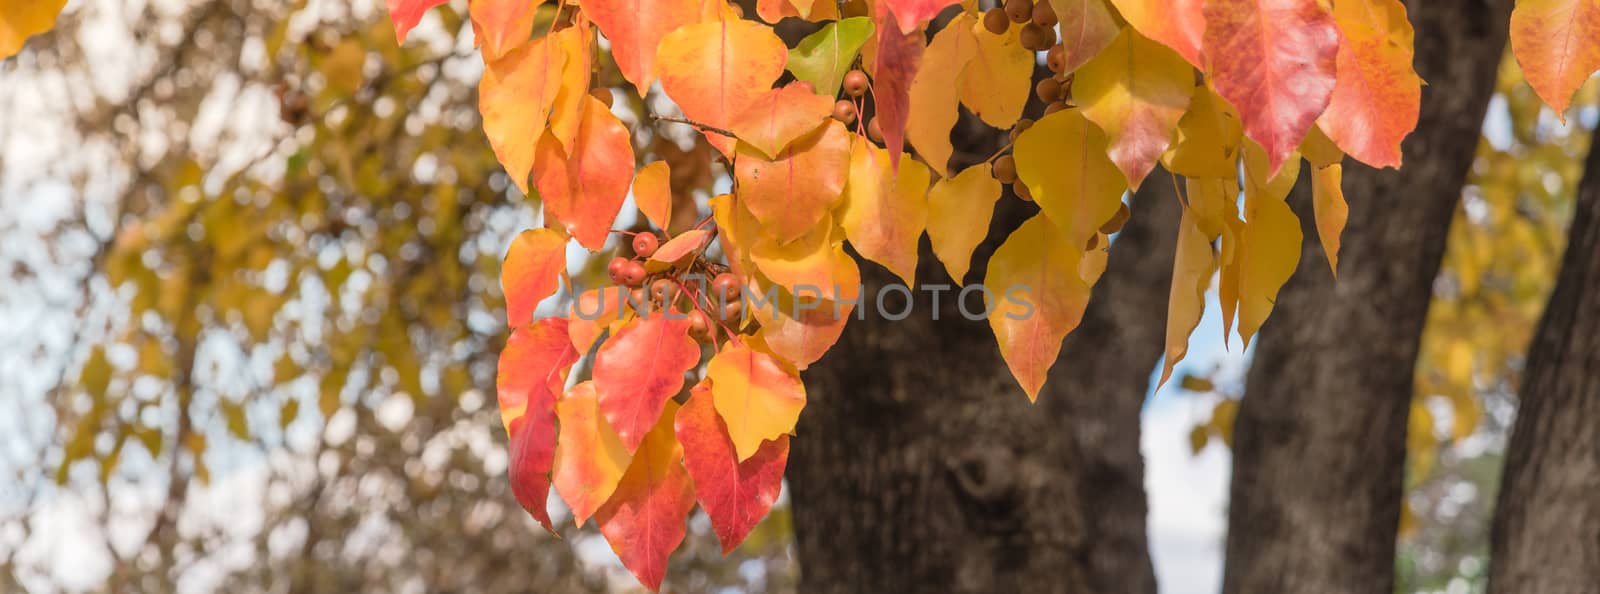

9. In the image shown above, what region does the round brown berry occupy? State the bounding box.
[867,118,884,144]
[720,299,743,323]
[1036,77,1061,103]
[1004,0,1033,24]
[650,278,678,304]
[983,8,1010,35]
[832,100,858,124]
[1046,44,1065,73]
[1020,23,1056,52]
[993,155,1018,184]
[632,233,659,258]
[620,262,648,288]
[1032,0,1058,27]
[1013,181,1033,202]
[1009,118,1035,143]
[687,309,713,342]
[607,256,630,284]
[712,272,742,301]
[843,70,870,98]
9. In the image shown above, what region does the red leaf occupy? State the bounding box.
[674,384,788,554]
[385,0,448,44]
[502,228,568,326]
[595,401,696,593]
[497,318,580,532]
[533,96,636,251]
[871,12,926,169]
[1202,0,1338,174]
[578,0,702,90]
[878,0,961,34]
[1317,0,1420,169]
[593,317,702,452]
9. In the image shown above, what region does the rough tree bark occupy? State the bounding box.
[1487,131,1600,594]
[1222,1,1511,593]
[787,158,1179,593]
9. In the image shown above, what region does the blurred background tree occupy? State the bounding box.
[0,0,789,591]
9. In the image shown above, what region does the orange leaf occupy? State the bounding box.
[497,318,580,532]
[707,343,806,461]
[871,13,926,168]
[926,164,1002,282]
[838,137,931,286]
[908,13,978,176]
[750,216,862,304]
[1511,0,1600,118]
[1316,0,1419,168]
[568,287,625,352]
[594,401,695,593]
[751,288,854,369]
[1049,0,1120,73]
[1108,0,1205,67]
[553,381,632,525]
[674,384,788,553]
[735,120,852,245]
[593,317,701,452]
[878,0,962,34]
[728,82,835,160]
[1202,0,1338,174]
[502,228,568,326]
[385,0,448,44]
[657,19,789,156]
[986,214,1091,401]
[545,23,595,153]
[649,229,712,264]
[579,0,702,90]
[533,96,635,251]
[469,0,537,62]
[633,161,673,230]
[479,35,567,195]
[1074,27,1196,189]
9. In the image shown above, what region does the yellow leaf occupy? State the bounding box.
[750,216,860,304]
[838,138,931,286]
[926,165,1003,282]
[1236,141,1303,347]
[1160,207,1216,387]
[1015,109,1128,252]
[1311,162,1348,277]
[1162,85,1243,178]
[959,20,1034,128]
[707,343,807,461]
[1074,27,1196,189]
[907,13,978,176]
[986,214,1092,401]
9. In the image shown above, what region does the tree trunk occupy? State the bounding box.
[1221,2,1510,593]
[788,169,1180,593]
[1486,130,1600,593]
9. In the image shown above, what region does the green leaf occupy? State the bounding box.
[787,17,873,97]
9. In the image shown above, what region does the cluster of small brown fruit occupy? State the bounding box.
[982,0,1078,203]
[606,232,744,343]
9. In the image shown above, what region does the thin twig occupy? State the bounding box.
[651,114,740,140]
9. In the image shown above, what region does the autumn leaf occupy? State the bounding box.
[385,0,448,44]
[675,385,789,553]
[1510,0,1600,118]
[0,0,64,59]
[594,401,695,593]
[553,381,632,525]
[1074,27,1196,189]
[750,287,855,369]
[838,137,932,286]
[633,161,673,230]
[649,229,712,265]
[789,17,875,97]
[926,164,1002,282]
[502,228,568,326]
[1312,162,1348,276]
[1048,0,1120,74]
[1108,0,1205,67]
[1014,109,1128,251]
[735,120,852,245]
[871,13,926,168]
[1236,141,1303,346]
[533,96,635,251]
[959,22,1033,128]
[1317,0,1420,168]
[657,18,788,156]
[479,35,566,195]
[593,317,701,452]
[750,216,862,304]
[469,0,537,62]
[728,82,835,160]
[707,343,807,461]
[579,0,702,90]
[546,23,594,152]
[986,214,1092,401]
[878,0,962,34]
[568,287,624,353]
[1202,0,1339,174]
[497,318,581,532]
[908,13,979,176]
[1162,85,1244,178]
[1161,207,1216,387]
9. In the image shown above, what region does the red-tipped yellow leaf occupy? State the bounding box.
[593,317,701,452]
[1317,0,1420,169]
[728,82,835,160]
[872,14,926,168]
[1049,0,1120,74]
[479,35,566,195]
[553,381,632,525]
[1202,0,1338,174]
[675,385,789,553]
[657,19,788,156]
[497,318,580,532]
[386,0,448,44]
[927,164,1002,282]
[908,13,979,176]
[735,120,852,245]
[1511,0,1600,118]
[502,228,568,326]
[533,96,635,251]
[594,401,695,593]
[633,161,673,230]
[879,0,962,34]
[1108,0,1205,67]
[986,214,1092,401]
[706,343,806,461]
[1074,28,1196,189]
[838,138,932,286]
[579,0,702,90]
